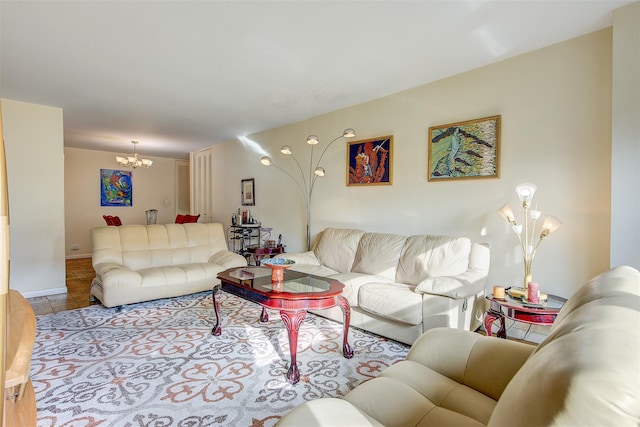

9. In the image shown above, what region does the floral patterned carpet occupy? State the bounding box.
[32,291,409,427]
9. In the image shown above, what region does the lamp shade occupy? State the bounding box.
[343,128,356,138]
[314,167,325,177]
[280,145,292,155]
[515,183,537,205]
[260,156,272,166]
[306,135,319,145]
[497,203,516,224]
[540,215,563,237]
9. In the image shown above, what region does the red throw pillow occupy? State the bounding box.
[103,215,114,226]
[112,216,122,226]
[183,214,200,223]
[175,214,185,224]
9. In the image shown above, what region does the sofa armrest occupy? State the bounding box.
[94,263,142,287]
[408,328,535,401]
[209,251,247,268]
[274,251,321,266]
[414,242,490,298]
[414,271,484,298]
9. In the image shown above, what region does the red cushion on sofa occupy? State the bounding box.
[111,216,122,226]
[183,214,200,223]
[103,215,114,226]
[175,214,185,224]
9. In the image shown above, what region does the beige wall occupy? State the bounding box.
[209,29,614,298]
[0,99,66,296]
[64,147,182,258]
[611,1,639,269]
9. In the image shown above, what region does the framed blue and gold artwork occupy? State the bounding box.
[101,169,132,206]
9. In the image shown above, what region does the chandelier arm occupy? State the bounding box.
[287,153,308,198]
[529,217,539,253]
[309,144,315,193]
[314,134,344,171]
[309,174,320,201]
[530,235,547,260]
[523,204,531,260]
[269,163,309,205]
[513,232,527,260]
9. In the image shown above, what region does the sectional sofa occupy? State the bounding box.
[277,265,640,427]
[276,227,490,345]
[89,223,247,307]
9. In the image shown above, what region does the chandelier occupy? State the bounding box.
[116,141,153,169]
[260,128,356,250]
[497,182,562,289]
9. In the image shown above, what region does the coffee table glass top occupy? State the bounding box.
[223,267,338,295]
[488,290,566,311]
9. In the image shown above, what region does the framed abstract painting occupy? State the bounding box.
[100,169,132,206]
[347,135,393,186]
[428,115,501,181]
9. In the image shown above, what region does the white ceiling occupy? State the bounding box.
[0,1,633,160]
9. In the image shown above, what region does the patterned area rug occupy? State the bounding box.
[32,291,410,426]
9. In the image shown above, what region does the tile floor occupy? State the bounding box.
[27,258,98,315]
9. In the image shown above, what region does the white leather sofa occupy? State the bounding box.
[276,265,640,427]
[276,228,490,345]
[90,223,247,307]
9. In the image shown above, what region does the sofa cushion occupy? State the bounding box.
[351,232,407,281]
[313,228,365,273]
[359,283,423,325]
[329,272,394,308]
[380,361,497,425]
[397,235,471,285]
[344,376,487,427]
[138,263,221,286]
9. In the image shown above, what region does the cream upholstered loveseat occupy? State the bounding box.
[276,265,640,427]
[276,227,490,345]
[90,223,247,307]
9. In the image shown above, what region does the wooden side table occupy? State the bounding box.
[484,290,566,338]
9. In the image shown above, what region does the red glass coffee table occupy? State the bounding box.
[484,290,566,338]
[214,266,354,384]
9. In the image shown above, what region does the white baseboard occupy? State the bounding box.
[66,253,91,259]
[21,286,67,298]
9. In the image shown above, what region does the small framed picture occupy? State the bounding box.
[428,115,501,181]
[241,178,255,206]
[347,135,393,186]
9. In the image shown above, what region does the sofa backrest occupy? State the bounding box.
[351,232,407,281]
[396,235,471,285]
[312,228,476,285]
[312,228,365,273]
[91,223,229,271]
[488,265,640,426]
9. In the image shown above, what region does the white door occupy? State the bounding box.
[190,147,213,223]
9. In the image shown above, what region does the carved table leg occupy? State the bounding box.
[336,295,354,359]
[280,310,307,384]
[211,286,222,336]
[484,309,507,339]
[260,306,269,322]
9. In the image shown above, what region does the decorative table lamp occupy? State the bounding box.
[498,183,562,290]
